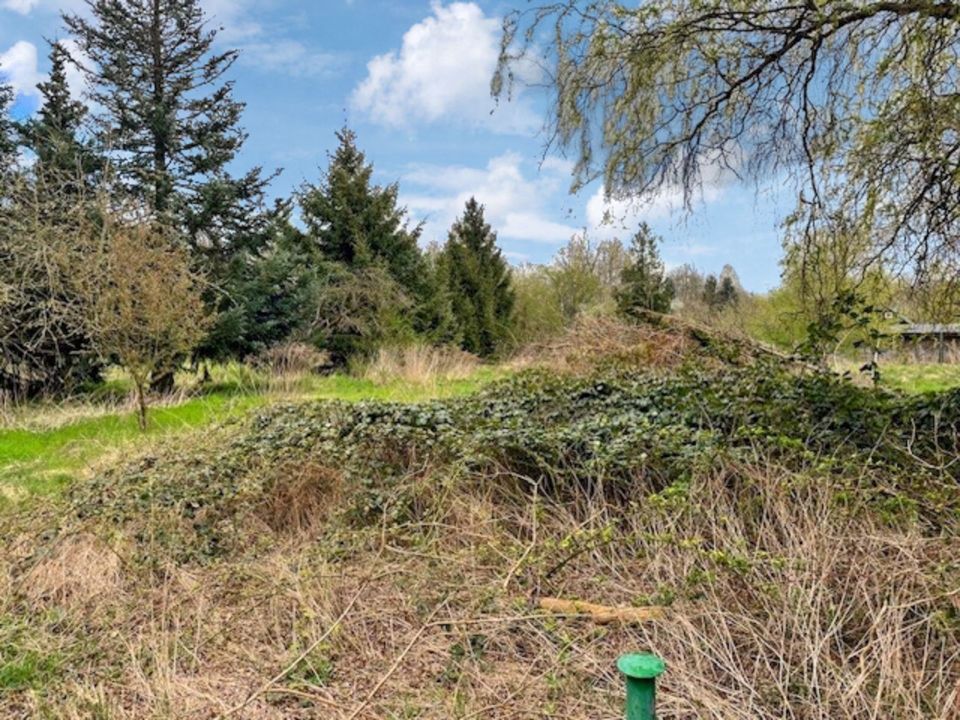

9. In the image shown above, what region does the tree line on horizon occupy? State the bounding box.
[0,0,678,411]
[7,0,949,415]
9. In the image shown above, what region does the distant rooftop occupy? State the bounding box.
[895,323,960,337]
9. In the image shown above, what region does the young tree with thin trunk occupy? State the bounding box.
[81,215,210,430]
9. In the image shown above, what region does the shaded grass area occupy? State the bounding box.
[0,368,505,507]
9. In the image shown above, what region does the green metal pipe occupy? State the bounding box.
[618,653,666,720]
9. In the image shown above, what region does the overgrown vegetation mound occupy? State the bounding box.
[2,334,958,718]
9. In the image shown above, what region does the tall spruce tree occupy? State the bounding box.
[65,0,276,374]
[300,129,425,290]
[63,0,269,257]
[298,129,441,359]
[20,43,102,205]
[441,198,515,357]
[20,42,100,193]
[0,80,16,178]
[616,223,674,316]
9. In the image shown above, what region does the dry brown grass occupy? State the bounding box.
[362,345,480,385]
[250,343,333,395]
[20,533,124,610]
[511,315,695,375]
[257,462,345,536]
[512,313,811,378]
[2,456,956,719]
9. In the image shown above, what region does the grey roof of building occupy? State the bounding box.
[896,323,960,336]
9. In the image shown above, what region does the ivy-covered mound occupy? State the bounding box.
[58,359,960,565]
[3,355,959,719]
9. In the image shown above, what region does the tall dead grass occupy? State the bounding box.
[2,454,956,718]
[361,344,479,385]
[511,315,694,375]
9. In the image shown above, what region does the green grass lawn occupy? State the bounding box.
[879,363,960,394]
[0,369,505,508]
[0,392,266,506]
[832,361,960,394]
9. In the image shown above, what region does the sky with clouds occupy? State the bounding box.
[1,0,793,291]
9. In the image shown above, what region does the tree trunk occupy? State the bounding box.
[135,380,148,431]
[150,369,176,395]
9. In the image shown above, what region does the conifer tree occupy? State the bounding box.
[616,223,674,316]
[198,201,325,361]
[65,0,274,374]
[63,0,269,256]
[441,198,515,357]
[702,275,719,308]
[0,81,16,178]
[717,276,739,308]
[298,129,442,359]
[20,42,99,192]
[299,128,425,291]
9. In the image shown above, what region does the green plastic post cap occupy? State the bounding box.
[617,653,666,680]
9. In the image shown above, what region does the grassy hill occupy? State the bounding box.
[1,321,958,718]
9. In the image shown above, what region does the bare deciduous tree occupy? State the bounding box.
[0,168,98,399]
[80,215,211,429]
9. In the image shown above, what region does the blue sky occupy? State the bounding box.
[1,0,790,291]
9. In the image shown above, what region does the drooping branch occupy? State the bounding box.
[497,1,960,281]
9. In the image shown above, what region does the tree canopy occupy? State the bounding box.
[300,128,425,290]
[299,129,442,361]
[19,43,100,196]
[64,0,270,260]
[0,81,16,178]
[497,1,960,281]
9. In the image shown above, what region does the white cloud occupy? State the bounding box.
[201,0,262,43]
[0,39,90,106]
[199,0,338,77]
[0,0,86,15]
[402,152,579,248]
[586,159,733,239]
[237,40,339,78]
[1,0,39,13]
[0,41,42,97]
[352,1,540,134]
